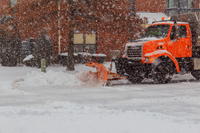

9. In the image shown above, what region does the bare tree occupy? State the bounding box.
[0,0,146,70]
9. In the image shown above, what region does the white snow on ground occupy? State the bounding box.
[0,63,200,133]
[0,102,200,133]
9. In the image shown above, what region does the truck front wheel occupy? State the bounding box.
[115,58,126,76]
[152,62,173,83]
[191,70,200,80]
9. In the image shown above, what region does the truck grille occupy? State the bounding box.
[126,46,142,59]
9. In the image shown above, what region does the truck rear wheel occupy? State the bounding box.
[152,62,173,83]
[191,70,200,80]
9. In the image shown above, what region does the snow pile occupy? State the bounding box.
[23,54,34,62]
[13,70,103,87]
[0,81,29,95]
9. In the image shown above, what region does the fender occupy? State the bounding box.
[144,50,180,73]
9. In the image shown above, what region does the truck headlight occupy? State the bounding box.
[145,57,155,62]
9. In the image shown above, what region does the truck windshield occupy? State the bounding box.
[145,25,170,38]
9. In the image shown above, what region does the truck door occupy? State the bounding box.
[168,25,192,58]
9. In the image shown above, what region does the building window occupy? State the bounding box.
[166,0,195,16]
[74,33,97,54]
[168,0,178,8]
[74,34,84,44]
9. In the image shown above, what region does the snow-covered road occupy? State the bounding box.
[0,63,200,133]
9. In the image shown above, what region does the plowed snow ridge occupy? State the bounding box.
[13,70,102,87]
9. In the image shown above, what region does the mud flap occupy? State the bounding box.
[193,58,200,70]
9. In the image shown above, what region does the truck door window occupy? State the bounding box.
[171,25,187,40]
[170,26,176,40]
[145,25,170,38]
[179,26,187,38]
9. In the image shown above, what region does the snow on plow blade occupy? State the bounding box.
[86,62,126,84]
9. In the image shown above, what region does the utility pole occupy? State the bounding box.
[67,0,75,71]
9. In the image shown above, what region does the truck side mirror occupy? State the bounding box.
[175,25,180,40]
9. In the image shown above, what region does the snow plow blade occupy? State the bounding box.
[86,62,126,84]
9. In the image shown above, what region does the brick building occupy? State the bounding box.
[134,0,200,16]
[0,0,8,8]
[0,0,139,60]
[0,0,19,18]
[1,0,200,60]
[135,0,166,13]
[0,0,9,17]
[2,0,200,21]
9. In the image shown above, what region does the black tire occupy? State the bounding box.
[128,75,144,84]
[115,58,126,76]
[191,70,200,80]
[116,69,125,76]
[152,62,173,84]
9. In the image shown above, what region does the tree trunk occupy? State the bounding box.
[67,29,75,71]
[67,0,75,71]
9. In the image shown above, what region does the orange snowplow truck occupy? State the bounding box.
[115,12,200,83]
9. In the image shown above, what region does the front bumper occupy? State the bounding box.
[115,58,152,77]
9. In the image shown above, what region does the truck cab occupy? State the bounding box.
[115,13,200,83]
